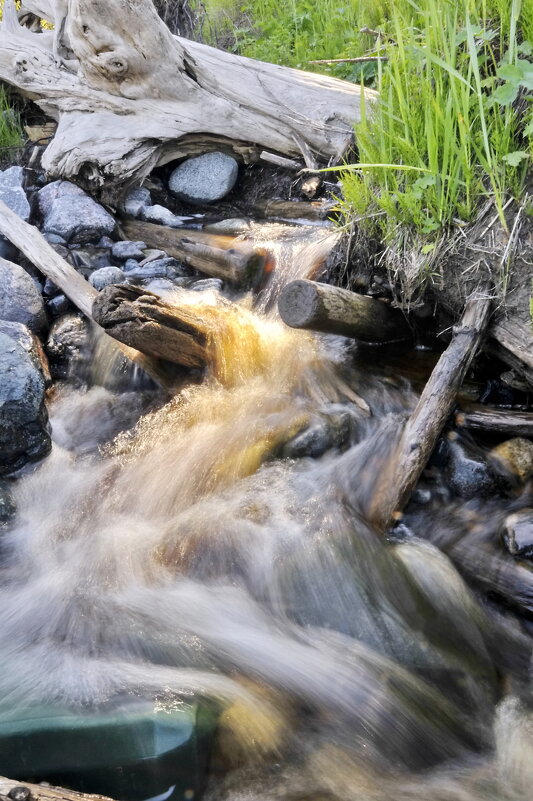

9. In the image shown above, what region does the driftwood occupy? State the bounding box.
[252,200,335,222]
[456,404,533,437]
[92,284,208,369]
[278,279,411,343]
[0,198,174,389]
[121,220,265,286]
[488,318,533,389]
[368,288,492,533]
[0,777,113,801]
[0,1,376,189]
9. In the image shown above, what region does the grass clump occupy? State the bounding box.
[339,0,532,245]
[0,85,23,152]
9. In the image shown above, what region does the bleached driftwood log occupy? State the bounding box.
[0,0,375,190]
[0,777,114,801]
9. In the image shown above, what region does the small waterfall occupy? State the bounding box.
[0,224,531,801]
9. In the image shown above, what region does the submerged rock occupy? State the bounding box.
[0,260,47,333]
[502,509,533,558]
[38,181,115,244]
[0,325,51,475]
[140,204,193,227]
[169,152,239,205]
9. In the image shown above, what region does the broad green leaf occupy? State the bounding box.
[524,119,533,136]
[497,64,523,82]
[491,83,520,105]
[518,41,533,56]
[502,150,530,166]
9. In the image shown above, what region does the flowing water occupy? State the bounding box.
[1,226,533,800]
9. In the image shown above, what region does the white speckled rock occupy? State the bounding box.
[89,266,126,291]
[0,260,47,333]
[169,152,239,205]
[38,181,115,244]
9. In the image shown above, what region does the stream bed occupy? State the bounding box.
[1,221,533,801]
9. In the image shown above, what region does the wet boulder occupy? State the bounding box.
[501,509,533,558]
[445,441,495,499]
[0,480,16,524]
[489,438,533,486]
[169,152,239,205]
[46,314,90,379]
[124,185,151,218]
[0,259,47,333]
[38,181,115,244]
[0,323,51,475]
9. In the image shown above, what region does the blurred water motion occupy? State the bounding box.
[0,229,532,800]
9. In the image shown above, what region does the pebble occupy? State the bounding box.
[140,204,194,227]
[169,152,239,205]
[124,257,187,280]
[124,185,151,217]
[46,294,73,317]
[89,266,126,291]
[111,240,147,261]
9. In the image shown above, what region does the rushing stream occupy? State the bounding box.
[1,226,532,801]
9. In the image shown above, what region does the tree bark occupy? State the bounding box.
[0,777,113,801]
[455,404,533,437]
[0,1,375,190]
[278,279,411,343]
[92,284,208,368]
[367,287,492,533]
[121,220,265,286]
[0,198,176,390]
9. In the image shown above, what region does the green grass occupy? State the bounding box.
[0,85,23,151]
[338,0,532,247]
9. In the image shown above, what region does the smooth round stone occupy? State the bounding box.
[169,152,239,205]
[89,266,125,291]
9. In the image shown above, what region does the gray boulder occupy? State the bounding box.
[0,166,30,258]
[89,266,125,291]
[0,480,16,525]
[0,324,51,475]
[169,152,239,205]
[0,259,47,333]
[0,166,24,188]
[502,509,533,558]
[38,181,115,244]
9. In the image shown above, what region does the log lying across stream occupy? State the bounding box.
[369,286,492,533]
[121,220,266,287]
[456,404,533,437]
[0,198,176,390]
[92,284,208,369]
[278,279,412,343]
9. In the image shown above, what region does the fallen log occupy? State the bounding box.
[121,220,265,286]
[488,318,533,389]
[0,777,114,801]
[455,404,533,437]
[0,198,175,390]
[367,287,492,533]
[92,284,208,369]
[252,199,335,222]
[278,279,411,343]
[0,1,376,188]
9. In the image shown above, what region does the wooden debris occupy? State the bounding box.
[92,284,208,369]
[0,198,174,390]
[488,318,533,389]
[278,279,411,343]
[368,287,492,533]
[456,404,533,437]
[0,777,113,801]
[121,220,265,287]
[252,199,335,221]
[0,1,376,188]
